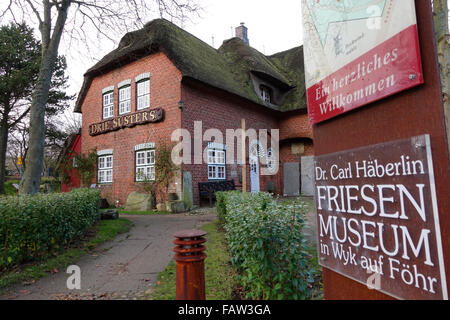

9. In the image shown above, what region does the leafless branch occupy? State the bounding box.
[25,0,43,24]
[0,0,13,19]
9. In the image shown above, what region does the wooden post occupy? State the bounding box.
[241,119,247,193]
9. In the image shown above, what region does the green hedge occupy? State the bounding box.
[217,191,316,300]
[0,188,101,269]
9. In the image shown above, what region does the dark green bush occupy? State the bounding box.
[217,191,316,300]
[0,188,101,269]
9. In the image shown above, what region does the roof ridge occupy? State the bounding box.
[74,19,305,113]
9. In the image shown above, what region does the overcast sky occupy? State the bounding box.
[185,0,303,54]
[62,0,304,104]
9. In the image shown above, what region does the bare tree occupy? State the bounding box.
[7,122,28,174]
[0,0,201,194]
[60,111,82,135]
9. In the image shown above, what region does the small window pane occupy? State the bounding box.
[208,166,216,179]
[147,150,155,165]
[119,86,131,115]
[218,166,225,179]
[217,151,225,164]
[103,92,114,119]
[98,157,105,169]
[98,170,104,183]
[208,150,215,164]
[137,80,150,110]
[136,152,144,165]
[106,156,113,168]
[260,86,271,103]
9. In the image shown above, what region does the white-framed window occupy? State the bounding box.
[103,91,114,119]
[119,85,131,115]
[207,147,226,180]
[98,154,113,184]
[72,156,78,168]
[136,79,150,110]
[260,85,272,104]
[136,149,155,181]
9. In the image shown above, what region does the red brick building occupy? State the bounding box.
[74,19,313,207]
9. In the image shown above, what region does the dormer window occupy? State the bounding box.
[260,85,272,103]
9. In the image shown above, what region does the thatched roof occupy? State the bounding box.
[74,19,305,113]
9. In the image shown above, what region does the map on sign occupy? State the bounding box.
[302,0,423,124]
[306,0,386,47]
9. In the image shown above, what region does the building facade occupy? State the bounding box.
[74,19,313,206]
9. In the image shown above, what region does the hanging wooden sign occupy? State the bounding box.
[89,108,164,136]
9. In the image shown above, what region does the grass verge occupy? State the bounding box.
[0,218,132,293]
[306,245,324,300]
[149,220,238,300]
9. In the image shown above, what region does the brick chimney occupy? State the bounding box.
[235,22,249,45]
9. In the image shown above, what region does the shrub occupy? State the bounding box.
[40,177,61,193]
[215,191,229,225]
[217,191,316,300]
[0,188,101,269]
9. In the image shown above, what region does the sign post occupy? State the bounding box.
[303,0,450,299]
[241,119,247,193]
[17,157,23,177]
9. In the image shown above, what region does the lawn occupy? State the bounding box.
[0,218,132,293]
[149,220,238,300]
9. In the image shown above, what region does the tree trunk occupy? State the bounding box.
[0,120,9,194]
[19,59,53,194]
[19,2,69,195]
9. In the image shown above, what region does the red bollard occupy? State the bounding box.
[173,230,207,300]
